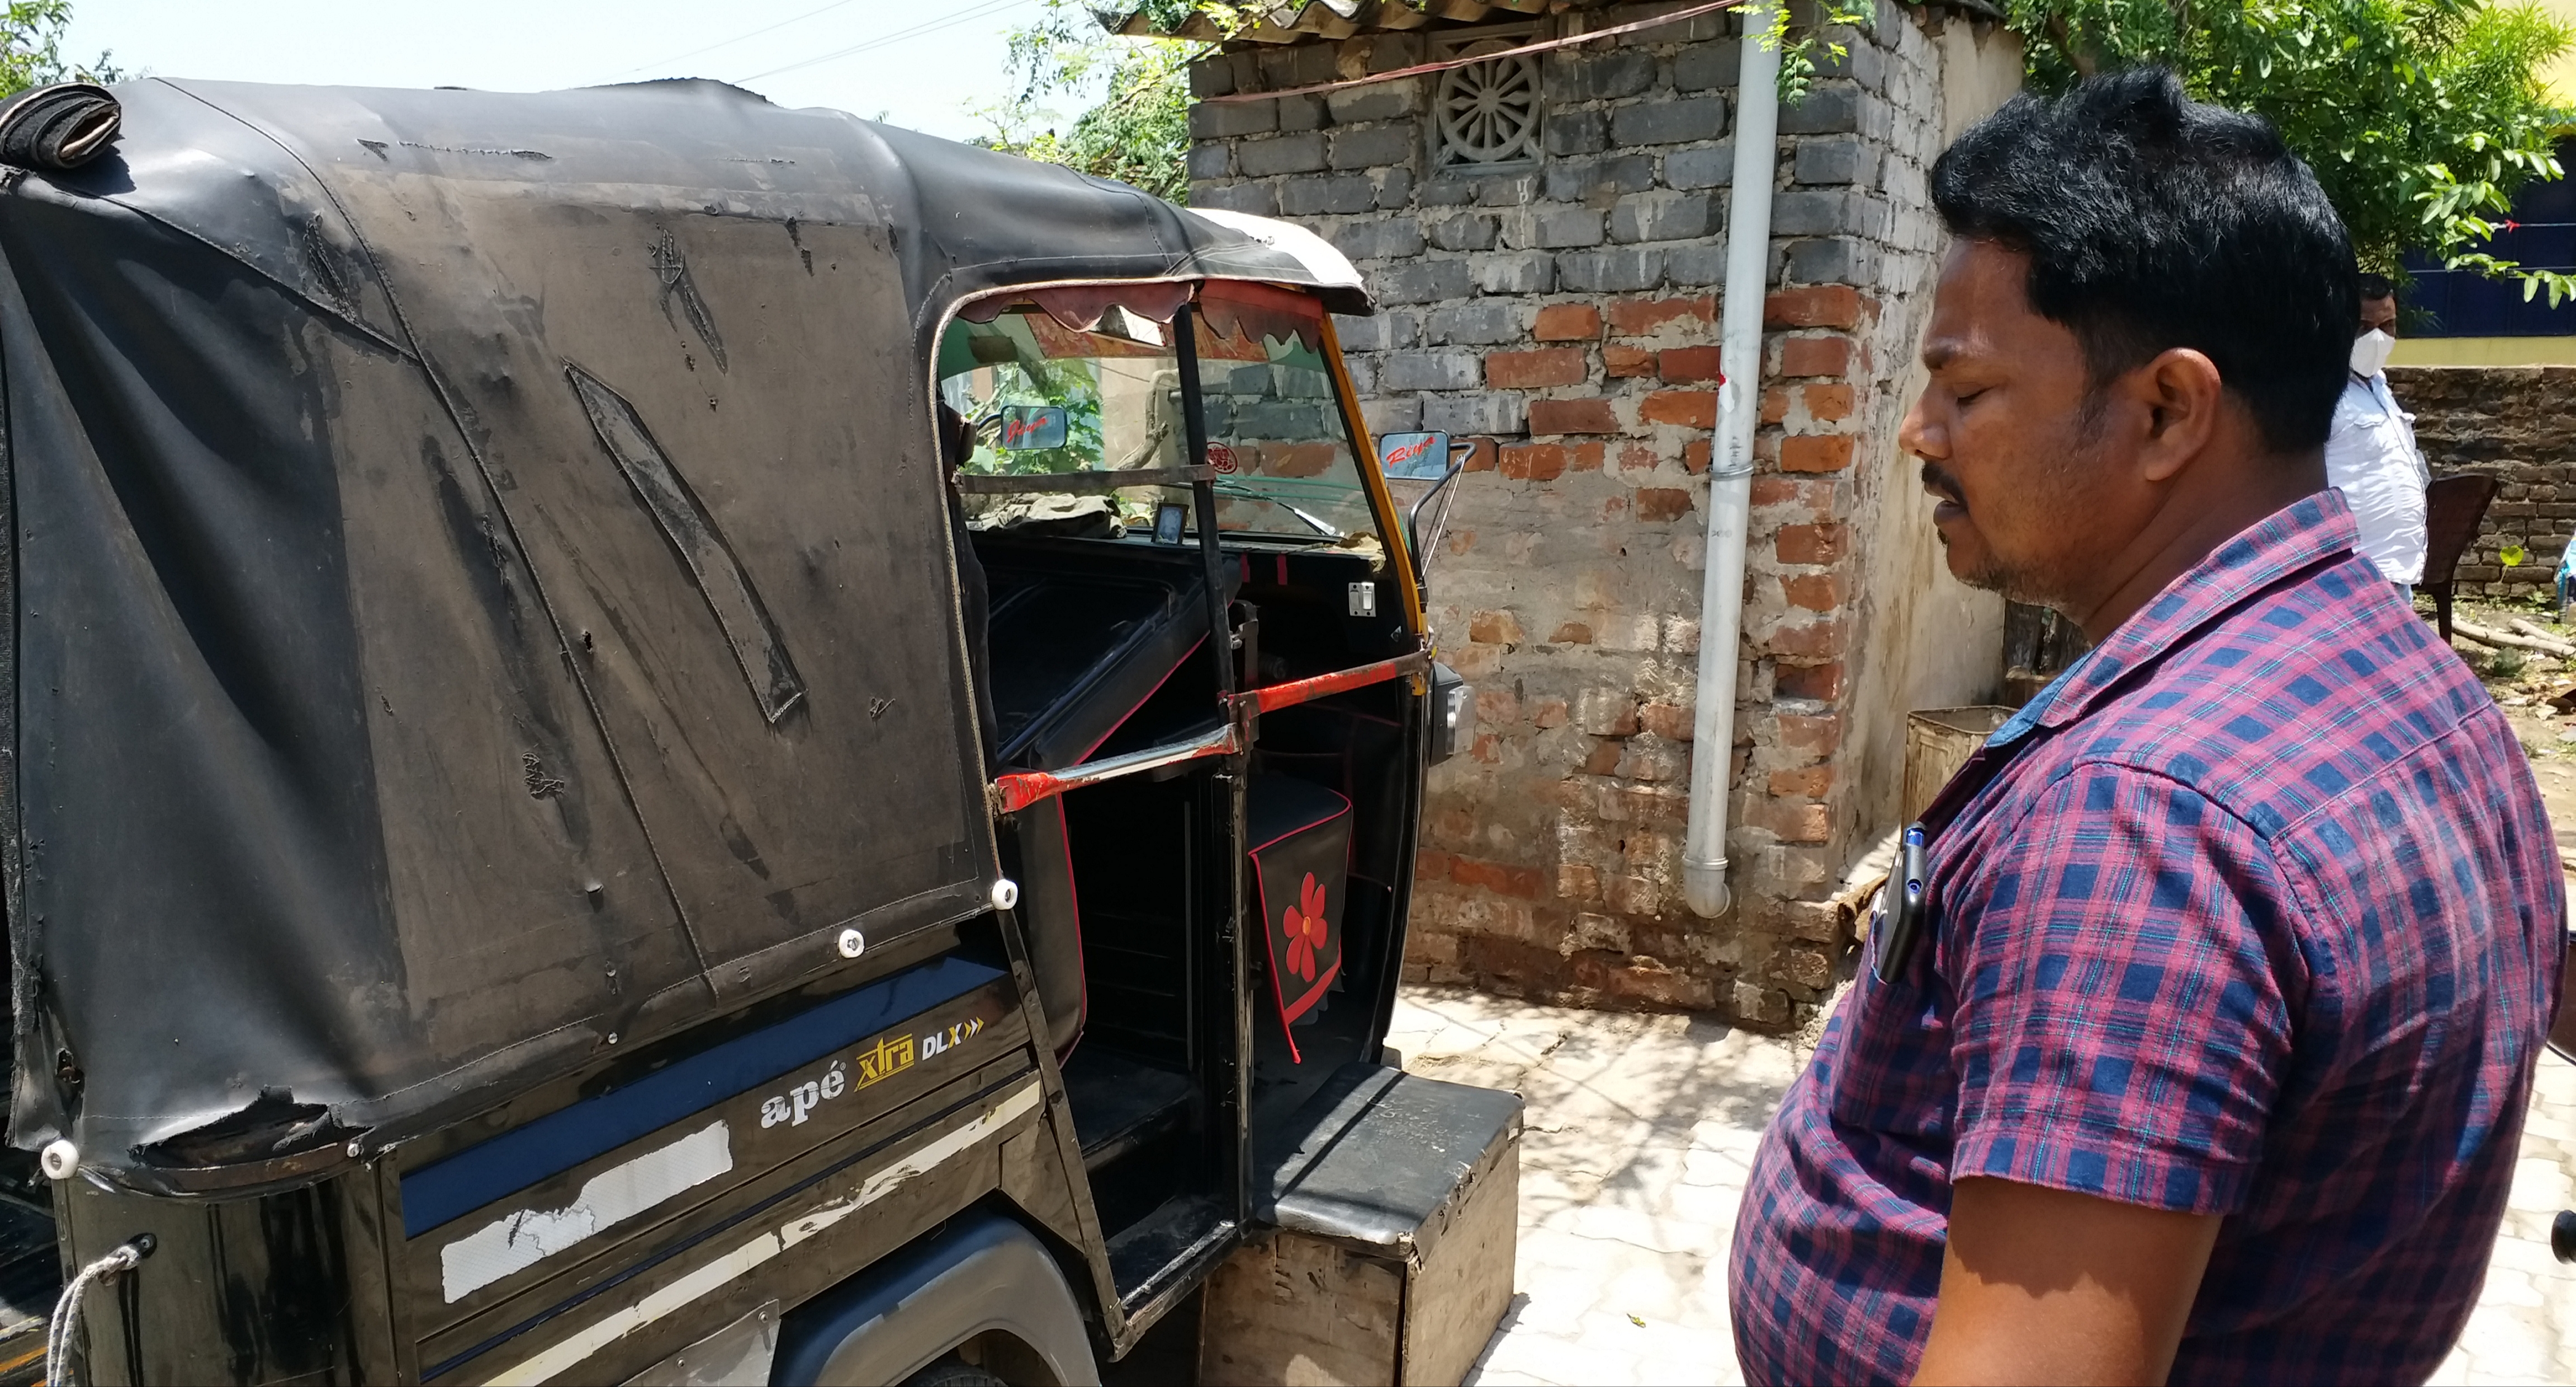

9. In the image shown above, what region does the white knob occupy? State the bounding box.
[39,1139,77,1180]
[989,878,1020,912]
[836,927,866,959]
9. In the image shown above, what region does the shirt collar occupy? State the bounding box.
[2029,489,2359,735]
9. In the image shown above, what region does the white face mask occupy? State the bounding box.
[2350,328,2395,377]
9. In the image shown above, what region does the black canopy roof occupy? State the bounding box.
[0,75,1358,1189]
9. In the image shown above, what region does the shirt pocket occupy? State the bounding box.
[1824,958,1959,1144]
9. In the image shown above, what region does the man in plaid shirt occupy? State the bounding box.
[1731,70,2565,1385]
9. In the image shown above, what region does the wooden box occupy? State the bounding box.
[1199,1068,1522,1386]
[1902,705,2014,822]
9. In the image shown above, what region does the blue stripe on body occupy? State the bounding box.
[400,955,1003,1237]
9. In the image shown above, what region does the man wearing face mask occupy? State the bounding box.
[2324,273,2428,594]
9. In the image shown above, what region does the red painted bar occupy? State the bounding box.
[1243,650,1431,715]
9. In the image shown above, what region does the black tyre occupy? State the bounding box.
[903,1357,1010,1387]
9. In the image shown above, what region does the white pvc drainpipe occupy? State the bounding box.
[1683,8,1782,919]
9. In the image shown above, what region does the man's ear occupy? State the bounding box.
[2125,347,2224,484]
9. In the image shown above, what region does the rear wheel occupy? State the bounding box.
[903,1357,1009,1387]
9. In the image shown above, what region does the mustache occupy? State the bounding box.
[1920,462,1965,506]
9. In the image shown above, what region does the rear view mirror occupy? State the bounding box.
[1377,432,1482,592]
[1379,430,1454,480]
[998,405,1068,451]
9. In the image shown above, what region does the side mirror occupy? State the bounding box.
[1426,661,1475,765]
[1377,432,1486,591]
[996,404,1069,451]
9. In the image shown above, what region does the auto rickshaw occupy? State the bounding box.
[0,74,1512,1384]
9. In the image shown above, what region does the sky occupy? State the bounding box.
[61,0,1052,143]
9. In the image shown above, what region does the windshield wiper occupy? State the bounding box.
[1212,480,1342,538]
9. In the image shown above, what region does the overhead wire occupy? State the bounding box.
[734,0,1036,83]
[606,0,872,79]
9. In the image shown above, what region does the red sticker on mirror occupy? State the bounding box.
[1206,442,1238,474]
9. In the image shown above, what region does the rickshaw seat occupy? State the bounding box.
[976,538,1235,1059]
[981,543,1223,772]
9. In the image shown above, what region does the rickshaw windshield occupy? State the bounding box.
[935,286,1380,542]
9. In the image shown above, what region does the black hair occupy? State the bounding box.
[2357,272,2395,302]
[1930,68,2356,455]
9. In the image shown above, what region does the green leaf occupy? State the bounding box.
[1996,0,2573,282]
[2504,543,2530,566]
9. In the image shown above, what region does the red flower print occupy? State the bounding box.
[1283,872,1330,981]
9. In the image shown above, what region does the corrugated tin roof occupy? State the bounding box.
[1097,0,1569,45]
[1096,0,2007,47]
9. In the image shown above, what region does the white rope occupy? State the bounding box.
[46,1241,144,1387]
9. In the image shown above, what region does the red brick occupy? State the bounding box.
[1640,390,1717,428]
[1768,766,1834,798]
[1750,798,1832,842]
[1781,945,1834,990]
[1570,442,1606,472]
[1803,383,1856,422]
[1775,659,1846,699]
[1462,442,1498,472]
[1500,443,1569,481]
[1750,476,1835,516]
[1635,487,1694,522]
[1461,932,1568,988]
[1764,285,1862,329]
[1529,398,1620,434]
[1470,732,1501,763]
[1531,698,1569,728]
[1778,712,1842,755]
[1574,953,1717,1010]
[1550,622,1593,644]
[1556,863,1602,901]
[1683,439,1712,474]
[1610,783,1690,825]
[1772,621,1848,659]
[1533,303,1603,341]
[1452,854,1547,900]
[1776,334,1854,377]
[1659,346,1724,382]
[1608,295,1716,337]
[1468,609,1524,644]
[1781,434,1856,472]
[1583,740,1624,775]
[1776,522,1851,565]
[1782,572,1845,611]
[1486,347,1589,389]
[1759,387,1790,425]
[1640,701,1694,740]
[1604,343,1656,377]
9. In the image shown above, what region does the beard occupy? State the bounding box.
[1925,408,2104,605]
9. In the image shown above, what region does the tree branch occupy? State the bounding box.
[2045,12,2099,78]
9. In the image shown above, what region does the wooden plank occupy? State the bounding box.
[1400,1139,1519,1387]
[1197,1228,1402,1385]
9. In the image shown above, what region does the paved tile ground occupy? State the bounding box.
[1386,984,2576,1386]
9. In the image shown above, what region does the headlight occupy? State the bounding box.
[1428,662,1475,765]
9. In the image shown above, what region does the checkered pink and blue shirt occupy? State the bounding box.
[1731,491,2564,1385]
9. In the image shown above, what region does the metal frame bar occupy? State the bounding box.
[951,466,1215,496]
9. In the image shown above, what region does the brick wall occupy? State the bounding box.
[1189,3,2019,1025]
[2386,365,2576,596]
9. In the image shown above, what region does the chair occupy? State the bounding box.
[2421,473,2502,641]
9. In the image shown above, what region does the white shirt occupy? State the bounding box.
[2323,371,2429,585]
